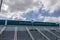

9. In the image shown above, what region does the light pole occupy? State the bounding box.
[0,0,3,11]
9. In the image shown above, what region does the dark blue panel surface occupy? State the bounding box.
[0,20,59,27]
[0,20,5,25]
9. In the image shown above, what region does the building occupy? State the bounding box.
[0,20,60,40]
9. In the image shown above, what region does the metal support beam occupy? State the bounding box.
[44,28,60,38]
[14,27,18,40]
[35,28,51,40]
[5,20,7,26]
[26,27,35,40]
[0,26,6,34]
[0,19,7,34]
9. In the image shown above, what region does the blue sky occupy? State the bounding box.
[0,0,60,23]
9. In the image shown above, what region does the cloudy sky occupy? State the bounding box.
[0,0,60,23]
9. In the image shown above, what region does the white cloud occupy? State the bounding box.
[38,14,44,19]
[38,14,60,23]
[43,17,60,23]
[3,0,40,12]
[2,4,8,11]
[0,0,60,21]
[0,0,40,20]
[41,0,60,13]
[0,11,26,20]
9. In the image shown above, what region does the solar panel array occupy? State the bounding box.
[0,26,60,40]
[0,20,59,26]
